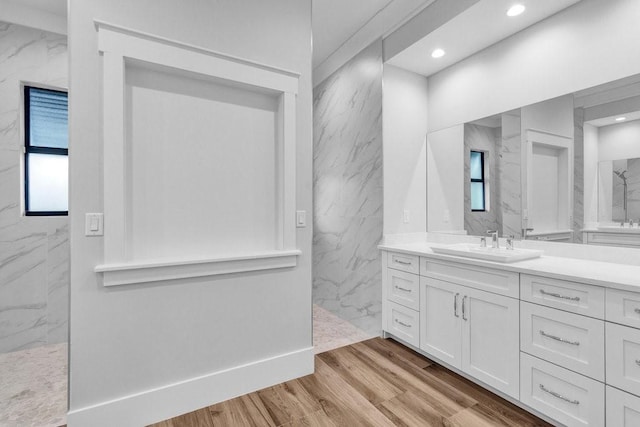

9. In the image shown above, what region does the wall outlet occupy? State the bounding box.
[85,213,104,236]
[443,209,450,223]
[296,210,306,228]
[403,209,410,224]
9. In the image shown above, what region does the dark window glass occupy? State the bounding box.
[470,151,485,212]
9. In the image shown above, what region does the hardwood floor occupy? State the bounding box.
[150,338,552,427]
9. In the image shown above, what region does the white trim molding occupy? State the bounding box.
[67,346,314,427]
[95,250,302,287]
[94,21,300,286]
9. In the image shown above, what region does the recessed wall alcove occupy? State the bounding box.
[93,22,300,286]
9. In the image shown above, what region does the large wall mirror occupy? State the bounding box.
[428,73,640,248]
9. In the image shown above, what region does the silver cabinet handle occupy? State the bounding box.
[394,318,412,328]
[634,308,640,314]
[540,289,580,302]
[394,285,412,292]
[454,293,460,318]
[539,330,580,346]
[394,259,412,266]
[462,295,468,321]
[539,384,579,405]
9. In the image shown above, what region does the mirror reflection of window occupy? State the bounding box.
[470,150,486,211]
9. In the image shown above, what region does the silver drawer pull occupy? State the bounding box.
[540,289,580,302]
[395,318,412,328]
[539,384,579,405]
[634,308,640,314]
[394,285,412,292]
[454,293,460,318]
[539,330,580,346]
[394,259,412,266]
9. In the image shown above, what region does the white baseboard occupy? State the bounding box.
[67,346,314,427]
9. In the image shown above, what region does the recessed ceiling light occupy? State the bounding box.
[615,117,627,122]
[507,4,526,17]
[431,48,445,59]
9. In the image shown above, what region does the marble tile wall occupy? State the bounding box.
[464,123,500,236]
[312,40,383,335]
[0,22,68,353]
[500,113,523,239]
[573,108,585,243]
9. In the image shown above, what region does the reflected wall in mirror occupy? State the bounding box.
[431,73,640,247]
[599,158,640,223]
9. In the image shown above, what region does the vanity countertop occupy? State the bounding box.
[379,241,640,293]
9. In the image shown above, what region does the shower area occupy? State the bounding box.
[0,18,69,427]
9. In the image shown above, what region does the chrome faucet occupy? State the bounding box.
[487,230,499,249]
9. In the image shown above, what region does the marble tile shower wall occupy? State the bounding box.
[312,41,383,335]
[573,108,584,243]
[0,22,69,353]
[464,123,501,236]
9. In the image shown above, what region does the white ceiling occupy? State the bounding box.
[386,0,582,77]
[312,0,435,80]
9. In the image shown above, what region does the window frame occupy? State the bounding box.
[23,85,69,216]
[470,150,486,212]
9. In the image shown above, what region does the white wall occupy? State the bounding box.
[521,95,574,138]
[0,22,68,352]
[0,0,67,35]
[383,65,428,234]
[598,120,640,161]
[427,0,640,132]
[67,1,312,425]
[427,125,464,231]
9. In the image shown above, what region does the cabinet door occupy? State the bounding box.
[461,286,520,399]
[420,277,462,368]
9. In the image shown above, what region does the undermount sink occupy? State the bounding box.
[431,243,543,263]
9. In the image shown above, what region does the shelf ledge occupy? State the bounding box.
[95,250,301,287]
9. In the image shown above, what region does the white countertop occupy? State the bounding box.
[379,240,640,293]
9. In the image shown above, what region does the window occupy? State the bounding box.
[470,150,486,212]
[24,86,68,215]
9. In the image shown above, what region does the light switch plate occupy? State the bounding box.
[296,210,306,228]
[403,209,410,224]
[85,213,104,236]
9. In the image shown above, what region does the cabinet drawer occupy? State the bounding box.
[606,386,640,427]
[606,288,640,329]
[521,274,604,319]
[520,302,604,381]
[606,323,640,397]
[420,258,519,298]
[520,353,604,427]
[388,252,419,274]
[386,268,419,310]
[587,232,640,247]
[386,301,419,348]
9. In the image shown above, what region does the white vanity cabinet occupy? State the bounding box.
[381,249,640,426]
[419,276,520,399]
[382,252,421,348]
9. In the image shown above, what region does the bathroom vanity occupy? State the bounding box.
[380,238,640,426]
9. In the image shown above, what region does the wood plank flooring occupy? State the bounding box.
[150,338,552,427]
